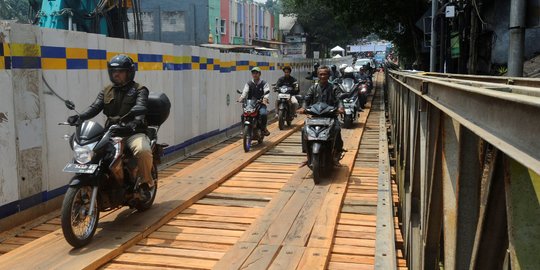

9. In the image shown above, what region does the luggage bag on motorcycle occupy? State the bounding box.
[147,92,171,126]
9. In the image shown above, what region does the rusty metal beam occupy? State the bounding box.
[389,71,540,175]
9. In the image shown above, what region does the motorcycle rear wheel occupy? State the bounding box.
[61,186,99,248]
[135,165,158,212]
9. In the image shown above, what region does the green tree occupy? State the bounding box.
[281,0,428,65]
[0,0,30,22]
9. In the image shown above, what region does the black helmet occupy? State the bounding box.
[107,54,136,85]
[330,64,337,71]
[282,66,292,72]
[314,62,320,69]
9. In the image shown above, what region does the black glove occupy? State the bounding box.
[126,120,141,131]
[67,115,80,125]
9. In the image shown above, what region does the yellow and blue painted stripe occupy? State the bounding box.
[0,43,279,72]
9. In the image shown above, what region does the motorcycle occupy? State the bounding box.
[358,79,369,109]
[59,92,170,248]
[303,102,340,184]
[237,89,270,152]
[273,83,298,130]
[337,78,360,129]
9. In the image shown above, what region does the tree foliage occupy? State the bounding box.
[281,0,429,64]
[0,0,30,22]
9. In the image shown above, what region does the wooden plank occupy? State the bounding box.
[329,253,375,264]
[127,245,224,260]
[327,261,374,270]
[235,168,312,244]
[157,225,244,237]
[182,204,262,218]
[173,214,254,224]
[282,184,331,246]
[331,244,375,256]
[102,262,180,270]
[296,247,328,270]
[260,186,313,245]
[0,243,20,254]
[267,246,305,270]
[197,198,267,208]
[211,242,257,270]
[112,252,216,269]
[239,245,280,270]
[149,231,238,245]
[166,220,250,231]
[141,238,232,252]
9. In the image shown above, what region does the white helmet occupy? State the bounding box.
[339,63,348,70]
[344,66,354,74]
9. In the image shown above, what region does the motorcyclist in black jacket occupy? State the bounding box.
[297,65,344,165]
[67,54,154,197]
[276,65,300,111]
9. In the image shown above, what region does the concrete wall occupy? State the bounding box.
[0,22,350,219]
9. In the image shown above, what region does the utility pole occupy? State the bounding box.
[508,0,526,77]
[430,0,438,72]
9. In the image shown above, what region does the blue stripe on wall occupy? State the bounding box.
[11,56,41,69]
[41,46,66,58]
[67,59,88,69]
[88,49,107,60]
[138,53,163,62]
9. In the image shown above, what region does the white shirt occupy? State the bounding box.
[240,79,270,100]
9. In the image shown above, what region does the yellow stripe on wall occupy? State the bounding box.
[138,62,162,71]
[0,57,5,69]
[66,48,88,59]
[41,58,67,69]
[88,59,106,70]
[3,43,11,56]
[163,54,174,63]
[11,43,40,57]
[192,63,200,70]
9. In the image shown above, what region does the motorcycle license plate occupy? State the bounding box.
[63,163,98,174]
[345,108,352,114]
[278,93,291,99]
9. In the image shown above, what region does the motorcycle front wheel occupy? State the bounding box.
[243,126,252,152]
[61,186,99,248]
[343,114,353,129]
[312,153,322,184]
[278,109,285,130]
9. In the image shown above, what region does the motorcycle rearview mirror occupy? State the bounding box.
[64,100,76,110]
[236,89,242,94]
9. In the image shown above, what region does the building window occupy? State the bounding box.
[216,18,219,34]
[220,19,226,34]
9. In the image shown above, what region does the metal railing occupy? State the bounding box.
[385,70,540,270]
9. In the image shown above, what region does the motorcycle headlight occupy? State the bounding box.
[280,88,289,93]
[73,142,97,164]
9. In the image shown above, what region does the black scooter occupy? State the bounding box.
[59,93,170,248]
[302,102,340,184]
[273,83,298,130]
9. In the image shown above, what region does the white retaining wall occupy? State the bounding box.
[0,22,350,215]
